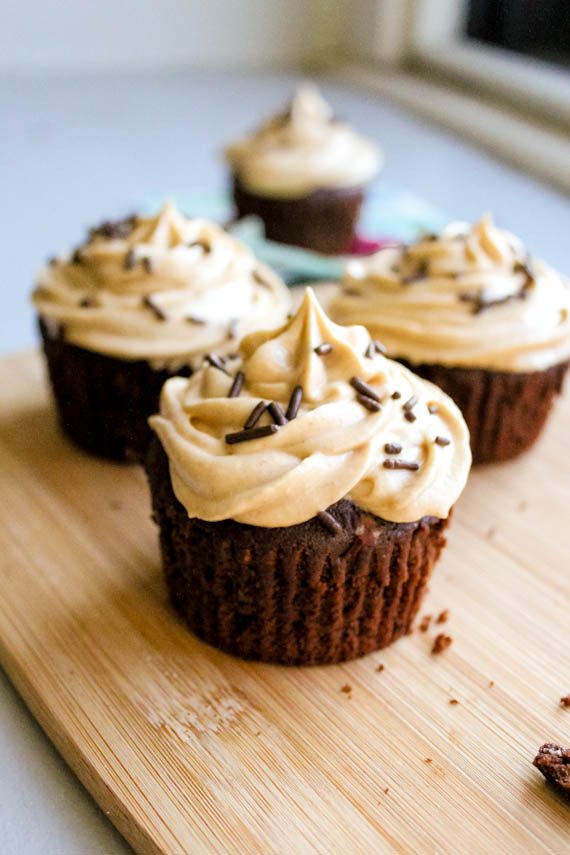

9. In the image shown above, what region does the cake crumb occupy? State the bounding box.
[449,699,459,706]
[419,615,432,633]
[376,664,385,673]
[423,758,433,764]
[340,684,352,695]
[383,787,390,795]
[560,696,570,708]
[533,744,570,793]
[432,633,453,654]
[436,609,449,624]
[488,680,495,688]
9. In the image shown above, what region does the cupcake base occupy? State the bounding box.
[231,176,364,255]
[400,358,569,464]
[145,438,449,665]
[39,318,192,462]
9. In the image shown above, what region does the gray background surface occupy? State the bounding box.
[1,71,569,853]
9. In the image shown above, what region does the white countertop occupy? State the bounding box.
[1,69,569,853]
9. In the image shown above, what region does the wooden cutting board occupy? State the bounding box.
[1,350,569,854]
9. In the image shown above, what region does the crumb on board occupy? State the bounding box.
[432,633,453,655]
[340,684,352,694]
[436,609,449,624]
[376,664,385,673]
[419,615,431,632]
[560,696,570,708]
[488,680,495,688]
[383,787,390,795]
[533,744,570,793]
[449,698,459,706]
[423,758,433,764]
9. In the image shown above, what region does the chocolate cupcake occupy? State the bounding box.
[330,215,570,463]
[32,203,290,461]
[225,84,382,255]
[146,288,470,665]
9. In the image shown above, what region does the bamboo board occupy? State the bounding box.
[0,350,569,854]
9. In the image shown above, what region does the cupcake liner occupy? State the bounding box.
[39,317,192,462]
[145,438,449,665]
[232,176,364,255]
[400,358,569,464]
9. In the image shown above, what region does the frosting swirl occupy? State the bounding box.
[33,203,291,368]
[149,288,470,526]
[331,214,570,372]
[225,84,382,198]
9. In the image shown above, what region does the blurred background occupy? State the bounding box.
[2,0,569,351]
[0,2,569,849]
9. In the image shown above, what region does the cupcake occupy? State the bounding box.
[146,288,470,665]
[32,203,290,461]
[330,215,570,463]
[225,83,382,255]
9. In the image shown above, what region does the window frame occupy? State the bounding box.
[344,0,570,128]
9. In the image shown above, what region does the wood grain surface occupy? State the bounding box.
[0,350,569,854]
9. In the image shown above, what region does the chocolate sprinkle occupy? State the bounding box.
[402,261,428,284]
[205,353,229,375]
[188,239,211,253]
[365,340,387,358]
[186,315,207,325]
[253,269,272,289]
[350,376,381,402]
[286,385,303,421]
[88,215,137,242]
[244,400,266,430]
[459,276,533,313]
[383,459,420,471]
[268,401,288,426]
[384,442,402,455]
[404,411,417,423]
[314,342,333,356]
[391,391,402,400]
[78,296,96,308]
[228,371,245,399]
[403,395,418,412]
[226,424,278,444]
[317,510,342,535]
[142,294,166,321]
[124,249,137,271]
[435,436,451,446]
[357,393,382,413]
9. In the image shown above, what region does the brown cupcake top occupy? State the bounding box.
[32,203,290,369]
[149,288,470,527]
[331,214,570,372]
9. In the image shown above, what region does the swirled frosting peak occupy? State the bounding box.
[331,214,570,372]
[150,288,471,527]
[225,84,382,198]
[33,202,291,367]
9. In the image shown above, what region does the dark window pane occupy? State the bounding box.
[466,0,570,69]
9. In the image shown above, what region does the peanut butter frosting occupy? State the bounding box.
[33,203,291,369]
[225,84,382,198]
[331,214,570,372]
[149,288,471,527]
